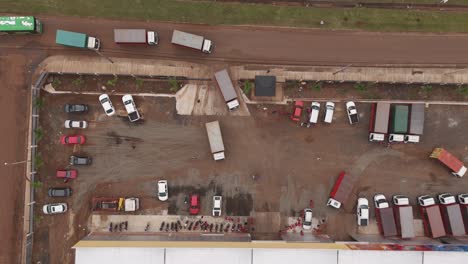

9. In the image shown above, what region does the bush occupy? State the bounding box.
[31,180,42,189]
[72,77,84,87]
[34,128,43,142]
[420,85,433,93]
[312,82,322,91]
[33,97,44,109]
[135,78,144,89]
[243,80,252,95]
[34,155,44,169]
[457,86,468,96]
[354,82,367,92]
[52,78,61,88]
[169,77,180,92]
[106,76,118,87]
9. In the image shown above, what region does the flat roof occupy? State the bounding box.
[254,76,276,97]
[398,206,415,238]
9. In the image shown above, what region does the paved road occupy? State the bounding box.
[3,16,468,66]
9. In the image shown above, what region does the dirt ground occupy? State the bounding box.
[283,81,468,101]
[33,89,468,263]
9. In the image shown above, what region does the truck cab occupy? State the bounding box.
[438,193,456,205]
[346,101,359,124]
[147,31,158,45]
[87,36,100,51]
[418,195,436,207]
[202,39,213,53]
[392,195,409,206]
[369,133,385,142]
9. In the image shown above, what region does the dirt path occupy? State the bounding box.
[3,15,468,66]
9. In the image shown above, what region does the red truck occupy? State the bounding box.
[430,148,467,178]
[440,203,466,236]
[327,171,358,209]
[418,195,446,238]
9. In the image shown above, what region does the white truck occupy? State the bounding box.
[122,94,141,122]
[346,101,359,125]
[171,30,213,53]
[205,121,225,161]
[214,69,239,110]
[114,29,158,45]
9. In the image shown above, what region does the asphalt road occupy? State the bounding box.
[2,15,468,66]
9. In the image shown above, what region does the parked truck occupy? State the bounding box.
[430,148,467,178]
[405,104,424,143]
[440,203,466,236]
[369,102,390,142]
[205,121,225,161]
[214,69,240,110]
[114,29,158,45]
[345,101,359,125]
[418,203,446,238]
[171,30,213,53]
[376,207,398,237]
[56,30,100,51]
[327,171,358,209]
[393,205,415,238]
[461,203,468,234]
[92,197,140,212]
[389,105,409,142]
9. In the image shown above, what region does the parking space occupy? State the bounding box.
[34,92,468,262]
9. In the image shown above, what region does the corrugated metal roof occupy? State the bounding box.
[409,104,424,135]
[399,206,415,238]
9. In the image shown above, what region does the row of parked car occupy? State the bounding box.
[43,103,93,215]
[157,180,222,216]
[99,94,141,122]
[291,101,359,126]
[355,193,468,226]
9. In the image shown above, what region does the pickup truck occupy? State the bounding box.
[122,94,141,122]
[346,101,359,124]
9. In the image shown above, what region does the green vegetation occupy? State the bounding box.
[52,78,61,88]
[33,214,43,223]
[420,84,433,93]
[106,76,118,87]
[243,80,253,95]
[34,155,44,169]
[135,78,144,89]
[168,77,180,92]
[72,76,84,87]
[34,128,43,142]
[31,180,43,189]
[3,0,468,32]
[457,86,468,96]
[354,82,368,92]
[33,97,44,109]
[312,82,322,91]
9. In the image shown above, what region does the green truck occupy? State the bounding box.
[389,105,409,142]
[55,30,100,51]
[0,16,42,34]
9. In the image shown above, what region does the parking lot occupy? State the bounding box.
[33,91,468,263]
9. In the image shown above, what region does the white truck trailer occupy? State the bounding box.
[114,29,158,45]
[214,69,240,110]
[171,30,213,53]
[205,121,225,161]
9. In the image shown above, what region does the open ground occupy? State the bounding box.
[33,85,468,263]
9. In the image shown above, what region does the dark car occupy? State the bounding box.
[64,104,89,113]
[48,187,72,197]
[70,156,92,166]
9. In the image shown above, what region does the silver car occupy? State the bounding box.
[43,203,68,214]
[64,120,88,129]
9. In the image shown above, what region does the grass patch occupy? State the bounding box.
[33,97,44,109]
[34,155,44,169]
[312,82,322,91]
[106,76,118,87]
[135,78,144,89]
[457,86,468,96]
[2,0,468,32]
[52,78,61,88]
[243,80,253,95]
[420,84,433,93]
[72,77,84,87]
[354,82,368,92]
[168,77,180,92]
[34,128,44,142]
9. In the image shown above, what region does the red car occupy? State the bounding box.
[56,169,78,180]
[189,194,200,215]
[60,135,86,145]
[290,101,304,122]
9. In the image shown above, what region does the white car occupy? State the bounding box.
[458,194,468,204]
[308,102,320,125]
[212,196,222,217]
[302,208,313,230]
[122,94,141,122]
[356,198,369,226]
[157,180,168,201]
[438,193,456,205]
[346,101,359,124]
[324,102,335,123]
[99,94,115,116]
[373,194,389,209]
[392,195,409,206]
[64,120,88,129]
[43,203,68,214]
[418,195,435,207]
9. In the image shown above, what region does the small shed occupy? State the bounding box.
[254,76,276,97]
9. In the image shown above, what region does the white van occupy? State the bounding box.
[307,102,320,126]
[404,135,420,143]
[388,134,404,142]
[324,102,335,123]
